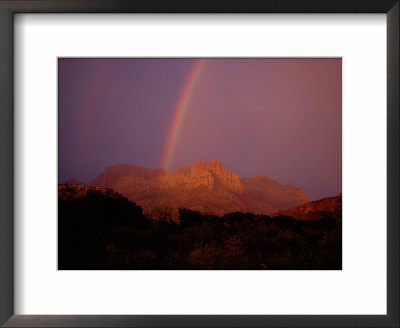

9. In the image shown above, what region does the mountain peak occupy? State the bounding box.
[192,160,222,170]
[190,160,243,194]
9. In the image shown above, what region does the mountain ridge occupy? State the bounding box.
[90,160,309,215]
[271,195,342,221]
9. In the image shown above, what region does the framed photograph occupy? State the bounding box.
[57,57,342,271]
[0,0,398,327]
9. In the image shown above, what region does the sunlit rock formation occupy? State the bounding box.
[90,161,309,215]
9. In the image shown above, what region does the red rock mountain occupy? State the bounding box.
[271,195,342,221]
[90,160,309,216]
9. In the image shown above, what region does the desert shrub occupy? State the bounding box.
[59,197,341,270]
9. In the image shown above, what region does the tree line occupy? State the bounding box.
[59,189,341,270]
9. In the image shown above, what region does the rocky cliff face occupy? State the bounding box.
[90,161,309,215]
[190,160,244,194]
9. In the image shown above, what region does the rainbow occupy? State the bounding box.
[161,59,206,171]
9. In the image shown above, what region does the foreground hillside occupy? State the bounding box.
[58,185,341,270]
[90,160,309,215]
[271,195,342,221]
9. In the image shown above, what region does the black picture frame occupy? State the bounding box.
[0,1,398,327]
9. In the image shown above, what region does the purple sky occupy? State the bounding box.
[58,58,341,200]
